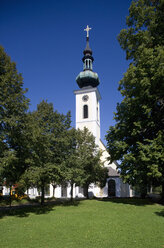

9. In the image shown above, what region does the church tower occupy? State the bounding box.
[74,25,101,145]
[73,26,132,198]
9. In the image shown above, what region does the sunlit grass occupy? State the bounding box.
[0,199,164,248]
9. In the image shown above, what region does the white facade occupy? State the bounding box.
[74,87,101,146]
[73,84,130,198]
[73,76,131,198]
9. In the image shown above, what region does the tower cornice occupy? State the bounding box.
[74,86,101,101]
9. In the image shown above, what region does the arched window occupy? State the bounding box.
[108,179,116,197]
[89,59,92,70]
[86,60,88,69]
[83,105,88,119]
[84,59,92,70]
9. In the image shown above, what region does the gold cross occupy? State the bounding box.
[84,25,92,38]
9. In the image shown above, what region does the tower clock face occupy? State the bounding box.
[82,95,89,102]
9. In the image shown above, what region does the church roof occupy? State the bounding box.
[108,166,120,177]
[76,25,100,89]
[83,37,93,57]
[76,70,99,88]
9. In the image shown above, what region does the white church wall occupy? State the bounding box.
[55,186,62,198]
[89,178,122,198]
[49,184,61,198]
[99,140,117,170]
[120,181,130,197]
[50,184,53,197]
[129,187,134,197]
[60,183,76,198]
[75,90,100,124]
[2,186,10,195]
[75,88,101,146]
[1,181,132,199]
[27,187,39,198]
[102,183,108,197]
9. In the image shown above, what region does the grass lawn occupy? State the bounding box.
[0,198,164,248]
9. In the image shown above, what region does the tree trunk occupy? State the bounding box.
[84,184,89,199]
[161,182,164,204]
[87,184,89,199]
[140,184,147,199]
[9,185,12,207]
[41,183,45,205]
[70,182,73,201]
[53,185,56,198]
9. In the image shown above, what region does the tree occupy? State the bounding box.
[106,0,164,199]
[22,100,71,205]
[75,128,108,199]
[62,128,85,200]
[62,127,108,200]
[0,46,29,188]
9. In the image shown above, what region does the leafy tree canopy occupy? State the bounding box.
[21,100,71,204]
[75,127,108,198]
[106,0,164,199]
[0,46,29,185]
[61,127,108,199]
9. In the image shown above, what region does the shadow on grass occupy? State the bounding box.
[155,209,164,218]
[98,197,155,206]
[0,204,54,219]
[0,199,81,219]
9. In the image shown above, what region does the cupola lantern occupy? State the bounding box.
[76,25,100,88]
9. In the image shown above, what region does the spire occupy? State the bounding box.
[76,25,100,88]
[83,25,94,71]
[83,25,93,57]
[83,37,93,57]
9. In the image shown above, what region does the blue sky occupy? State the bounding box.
[0,0,132,143]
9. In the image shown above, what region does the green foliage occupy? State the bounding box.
[106,0,164,198]
[118,0,164,61]
[63,127,108,199]
[0,46,29,184]
[0,45,107,201]
[21,100,71,204]
[75,127,107,197]
[75,127,101,188]
[61,128,84,198]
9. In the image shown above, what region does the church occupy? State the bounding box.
[72,25,132,198]
[2,26,132,199]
